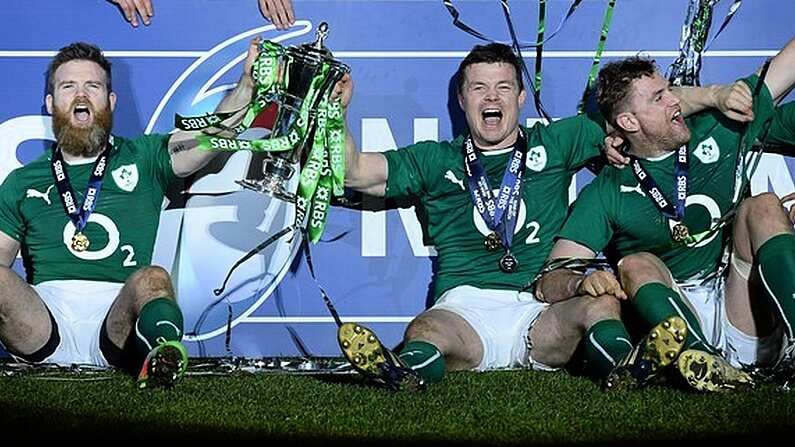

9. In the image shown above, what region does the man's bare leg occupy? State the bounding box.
[103,265,178,353]
[529,294,622,369]
[0,267,53,360]
[727,192,792,339]
[102,266,185,387]
[338,308,481,390]
[618,252,714,353]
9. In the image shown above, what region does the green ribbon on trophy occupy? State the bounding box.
[174,32,349,243]
[294,97,346,243]
[174,40,284,138]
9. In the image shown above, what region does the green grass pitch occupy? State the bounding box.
[2,361,793,445]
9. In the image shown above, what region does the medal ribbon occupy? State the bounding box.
[630,145,689,228]
[50,138,113,237]
[463,129,528,251]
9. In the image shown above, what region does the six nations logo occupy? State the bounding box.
[146,24,316,342]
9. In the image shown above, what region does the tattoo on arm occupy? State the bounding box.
[170,143,190,155]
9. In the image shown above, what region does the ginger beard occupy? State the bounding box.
[52,98,113,157]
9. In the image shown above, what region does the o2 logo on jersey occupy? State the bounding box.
[63,213,120,260]
[147,24,314,342]
[667,194,722,248]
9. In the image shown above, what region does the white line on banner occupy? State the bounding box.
[334,50,779,58]
[0,50,779,58]
[242,316,414,324]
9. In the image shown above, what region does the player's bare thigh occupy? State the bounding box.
[0,266,52,355]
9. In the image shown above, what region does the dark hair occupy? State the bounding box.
[456,43,524,93]
[596,56,657,125]
[47,42,112,94]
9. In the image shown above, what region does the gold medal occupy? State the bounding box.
[71,232,90,252]
[484,231,502,251]
[671,223,690,243]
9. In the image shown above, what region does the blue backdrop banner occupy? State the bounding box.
[2,0,794,357]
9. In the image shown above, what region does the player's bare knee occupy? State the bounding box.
[124,266,176,308]
[744,192,790,228]
[130,266,173,292]
[404,314,444,343]
[581,295,621,327]
[617,252,667,294]
[404,311,471,358]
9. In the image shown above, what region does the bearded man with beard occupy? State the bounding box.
[0,41,257,388]
[539,37,795,392]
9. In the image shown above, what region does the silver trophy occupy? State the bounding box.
[237,23,350,202]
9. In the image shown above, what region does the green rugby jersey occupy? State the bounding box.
[558,75,790,280]
[384,115,606,300]
[0,134,175,284]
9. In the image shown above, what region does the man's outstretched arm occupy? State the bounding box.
[762,36,795,102]
[167,38,260,178]
[333,74,390,197]
[675,81,755,122]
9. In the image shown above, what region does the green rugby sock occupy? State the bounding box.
[583,319,633,379]
[134,297,184,356]
[634,282,715,353]
[398,340,445,384]
[757,233,795,340]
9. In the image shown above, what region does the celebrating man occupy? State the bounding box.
[0,40,257,387]
[333,43,745,390]
[539,37,795,391]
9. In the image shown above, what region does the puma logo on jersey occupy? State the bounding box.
[444,170,465,190]
[620,183,646,197]
[26,185,54,205]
